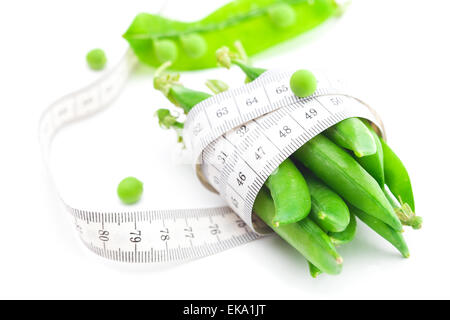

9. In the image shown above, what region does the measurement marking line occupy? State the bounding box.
[253,120,283,153]
[223,135,260,178]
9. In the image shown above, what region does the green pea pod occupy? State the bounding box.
[169,85,212,114]
[308,262,322,278]
[354,120,385,186]
[153,64,212,114]
[124,0,340,70]
[292,134,403,232]
[328,211,357,246]
[381,138,415,212]
[253,188,343,275]
[303,171,350,232]
[324,118,377,157]
[232,60,266,81]
[265,159,311,226]
[350,204,409,258]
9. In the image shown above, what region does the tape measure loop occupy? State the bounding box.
[184,70,384,234]
[40,50,384,263]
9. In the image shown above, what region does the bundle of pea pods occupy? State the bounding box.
[153,44,421,277]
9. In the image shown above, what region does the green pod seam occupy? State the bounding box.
[324,117,377,157]
[265,159,311,226]
[292,134,403,232]
[355,120,385,186]
[124,0,339,70]
[350,204,409,258]
[328,211,357,246]
[253,187,343,275]
[381,138,415,212]
[303,171,350,232]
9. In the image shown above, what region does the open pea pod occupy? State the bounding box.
[253,187,343,275]
[124,0,340,70]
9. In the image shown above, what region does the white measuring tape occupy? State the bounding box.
[39,48,384,263]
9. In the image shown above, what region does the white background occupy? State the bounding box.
[1,0,449,299]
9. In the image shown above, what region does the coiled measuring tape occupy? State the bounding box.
[39,48,385,263]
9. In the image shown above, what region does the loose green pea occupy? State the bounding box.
[268,3,296,28]
[290,69,317,98]
[117,177,143,204]
[86,48,107,71]
[180,33,207,59]
[154,39,178,63]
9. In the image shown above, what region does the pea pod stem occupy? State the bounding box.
[153,62,212,114]
[205,79,229,94]
[383,186,422,230]
[216,43,266,81]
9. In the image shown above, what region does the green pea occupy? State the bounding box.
[86,48,107,71]
[154,39,178,63]
[268,3,296,29]
[117,177,143,204]
[290,69,317,98]
[180,33,207,59]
